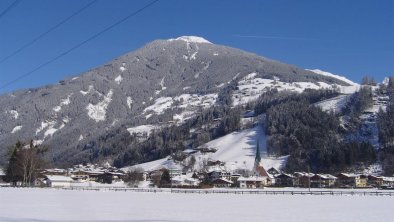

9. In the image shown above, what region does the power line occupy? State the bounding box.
[0,0,160,91]
[0,0,21,19]
[0,0,98,64]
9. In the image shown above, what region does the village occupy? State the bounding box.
[1,158,394,190]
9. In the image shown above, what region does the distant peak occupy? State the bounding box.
[168,36,211,44]
[382,77,390,86]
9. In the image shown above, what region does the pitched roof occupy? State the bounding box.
[212,178,233,184]
[45,175,73,182]
[255,164,269,177]
[238,176,265,182]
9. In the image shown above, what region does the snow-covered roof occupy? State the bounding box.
[293,172,314,177]
[339,173,360,178]
[383,177,394,182]
[43,168,67,173]
[238,176,266,182]
[212,178,233,184]
[45,175,73,182]
[315,174,337,180]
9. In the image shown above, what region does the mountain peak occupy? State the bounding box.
[168,36,211,44]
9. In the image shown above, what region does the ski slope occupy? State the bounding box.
[127,124,288,173]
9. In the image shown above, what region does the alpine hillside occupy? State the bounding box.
[0,36,359,168]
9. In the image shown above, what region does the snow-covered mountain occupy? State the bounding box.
[0,36,354,166]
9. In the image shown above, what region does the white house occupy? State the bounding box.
[0,168,6,183]
[238,176,266,189]
[45,175,73,188]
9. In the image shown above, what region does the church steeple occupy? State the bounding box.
[253,139,268,177]
[255,140,261,164]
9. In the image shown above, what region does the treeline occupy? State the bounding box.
[253,88,339,116]
[377,77,394,175]
[4,141,48,186]
[263,90,376,173]
[342,86,373,117]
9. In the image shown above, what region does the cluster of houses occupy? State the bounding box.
[32,163,126,188]
[1,162,394,189]
[269,170,394,189]
[141,164,394,189]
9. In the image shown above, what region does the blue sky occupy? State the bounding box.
[0,0,393,94]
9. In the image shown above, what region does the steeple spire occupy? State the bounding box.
[255,140,261,165]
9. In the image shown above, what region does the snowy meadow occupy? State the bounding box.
[0,188,392,222]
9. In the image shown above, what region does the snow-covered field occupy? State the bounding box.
[0,188,392,222]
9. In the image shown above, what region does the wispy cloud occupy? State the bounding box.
[233,34,315,41]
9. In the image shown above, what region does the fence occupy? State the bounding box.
[169,189,394,196]
[3,186,394,196]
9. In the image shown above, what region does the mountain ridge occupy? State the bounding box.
[0,36,356,166]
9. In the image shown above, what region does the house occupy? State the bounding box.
[383,177,394,187]
[142,171,149,181]
[85,170,105,182]
[253,164,269,177]
[212,178,233,188]
[97,172,125,183]
[230,173,241,185]
[0,168,6,183]
[310,174,337,188]
[192,172,206,181]
[336,173,367,188]
[238,176,266,189]
[171,175,200,187]
[70,170,89,182]
[168,168,182,177]
[367,175,384,187]
[207,170,222,181]
[293,172,314,187]
[149,168,167,185]
[274,173,294,187]
[45,175,73,188]
[207,170,231,181]
[41,168,67,176]
[267,167,280,177]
